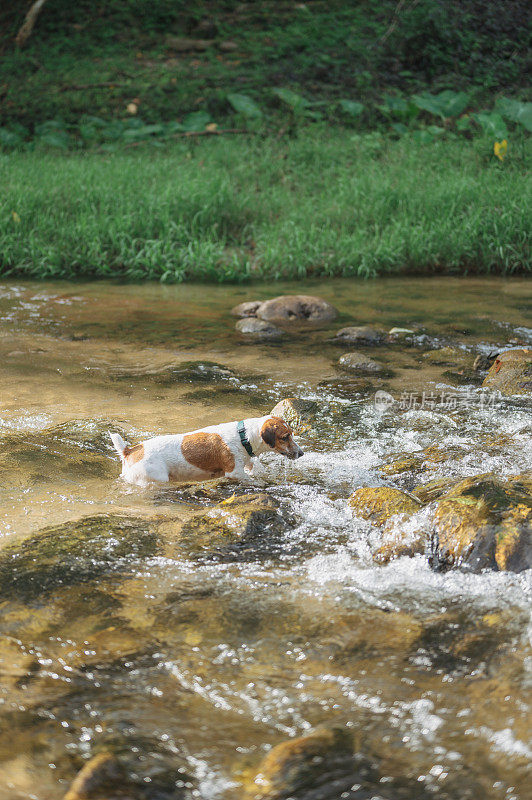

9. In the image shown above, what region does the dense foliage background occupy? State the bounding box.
[1,1,530,131]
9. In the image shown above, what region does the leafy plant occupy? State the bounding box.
[338,100,364,119]
[379,95,419,125]
[473,112,508,139]
[227,93,263,119]
[411,91,470,120]
[495,97,532,133]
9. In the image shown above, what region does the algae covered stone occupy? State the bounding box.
[337,352,384,374]
[63,752,124,800]
[270,397,318,432]
[429,474,531,572]
[481,348,532,395]
[162,493,289,560]
[348,486,422,525]
[249,726,356,800]
[0,514,158,602]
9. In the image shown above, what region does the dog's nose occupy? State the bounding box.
[296,447,304,458]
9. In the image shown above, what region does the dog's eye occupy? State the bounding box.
[280,434,290,441]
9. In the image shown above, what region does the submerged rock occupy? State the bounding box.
[270,398,318,432]
[249,727,356,800]
[257,295,337,324]
[316,377,377,398]
[429,474,532,572]
[0,515,158,602]
[236,318,284,339]
[231,300,262,318]
[63,752,123,800]
[162,493,289,560]
[0,419,120,482]
[422,346,471,367]
[378,454,424,477]
[112,360,240,386]
[481,348,532,395]
[337,352,384,374]
[348,487,422,524]
[332,326,384,346]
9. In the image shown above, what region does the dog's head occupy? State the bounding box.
[260,416,304,460]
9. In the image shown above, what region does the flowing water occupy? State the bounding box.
[0,277,530,800]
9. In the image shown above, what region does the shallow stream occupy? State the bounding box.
[0,277,530,799]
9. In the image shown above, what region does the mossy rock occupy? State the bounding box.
[110,360,250,386]
[248,727,356,800]
[337,352,386,374]
[378,454,423,477]
[422,346,471,367]
[481,348,532,395]
[0,419,120,482]
[412,476,460,504]
[270,397,318,432]
[328,609,423,661]
[63,752,124,800]
[348,486,422,525]
[162,493,289,561]
[429,474,531,572]
[0,515,158,603]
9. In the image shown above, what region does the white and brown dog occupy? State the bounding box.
[109,415,303,486]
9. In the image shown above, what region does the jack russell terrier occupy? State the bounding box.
[109,415,304,486]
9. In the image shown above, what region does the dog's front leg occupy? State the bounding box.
[244,458,263,477]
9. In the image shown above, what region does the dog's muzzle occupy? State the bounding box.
[289,446,304,460]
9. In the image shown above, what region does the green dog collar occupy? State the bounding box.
[237,420,255,457]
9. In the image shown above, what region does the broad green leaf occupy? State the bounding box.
[391,122,409,135]
[272,87,310,109]
[37,131,70,149]
[412,91,469,119]
[494,97,522,122]
[516,103,532,132]
[339,99,364,118]
[181,111,212,131]
[412,129,435,144]
[426,125,445,136]
[473,112,508,139]
[227,93,263,118]
[380,95,418,122]
[436,90,470,117]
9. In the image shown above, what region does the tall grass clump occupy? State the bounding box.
[0,131,530,281]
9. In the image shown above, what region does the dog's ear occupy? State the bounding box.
[260,419,277,448]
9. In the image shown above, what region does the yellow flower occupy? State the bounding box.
[11,211,20,223]
[494,139,508,161]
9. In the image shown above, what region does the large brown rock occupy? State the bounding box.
[248,727,356,800]
[481,348,532,395]
[429,474,532,572]
[257,295,337,323]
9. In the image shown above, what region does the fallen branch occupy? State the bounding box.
[15,0,49,48]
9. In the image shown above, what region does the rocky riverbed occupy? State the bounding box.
[0,278,530,800]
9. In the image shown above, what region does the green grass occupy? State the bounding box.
[1,131,530,281]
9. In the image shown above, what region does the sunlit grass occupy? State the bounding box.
[1,131,530,281]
